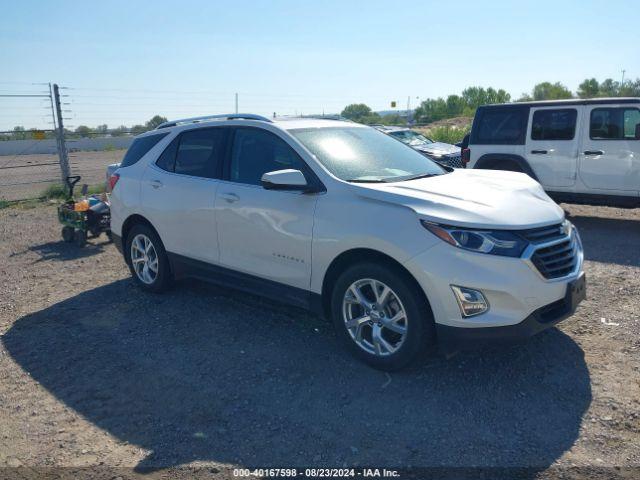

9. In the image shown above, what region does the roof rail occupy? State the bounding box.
[156,113,272,129]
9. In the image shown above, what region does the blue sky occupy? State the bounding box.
[1,0,638,130]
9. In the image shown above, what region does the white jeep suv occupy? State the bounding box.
[109,114,586,370]
[465,98,640,207]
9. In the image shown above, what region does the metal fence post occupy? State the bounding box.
[52,83,70,184]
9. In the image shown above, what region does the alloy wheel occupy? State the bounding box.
[130,233,158,284]
[342,278,408,356]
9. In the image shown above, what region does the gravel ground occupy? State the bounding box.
[0,202,638,479]
[0,150,124,201]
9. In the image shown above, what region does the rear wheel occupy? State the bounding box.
[125,224,172,292]
[331,262,435,370]
[73,229,87,247]
[61,226,74,243]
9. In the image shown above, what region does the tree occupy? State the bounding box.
[341,104,374,122]
[75,125,91,137]
[577,78,600,98]
[95,124,108,134]
[131,124,146,135]
[111,125,129,137]
[532,82,573,100]
[145,115,168,129]
[11,126,27,140]
[620,79,640,97]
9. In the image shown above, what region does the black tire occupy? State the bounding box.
[125,224,172,293]
[73,229,87,248]
[62,226,74,243]
[330,262,435,371]
[106,230,113,242]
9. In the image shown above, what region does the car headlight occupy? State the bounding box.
[421,221,527,257]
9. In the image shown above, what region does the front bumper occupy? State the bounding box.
[404,240,584,328]
[437,273,586,350]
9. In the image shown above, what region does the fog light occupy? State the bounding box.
[451,285,488,317]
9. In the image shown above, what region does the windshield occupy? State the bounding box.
[290,126,445,182]
[388,130,434,146]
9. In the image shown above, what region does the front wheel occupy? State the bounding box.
[331,262,435,371]
[125,224,172,292]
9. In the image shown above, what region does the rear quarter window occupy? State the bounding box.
[471,107,528,145]
[120,132,169,168]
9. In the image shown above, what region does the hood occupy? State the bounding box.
[351,169,564,229]
[413,142,460,156]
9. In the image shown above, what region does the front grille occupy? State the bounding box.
[530,231,578,279]
[518,222,579,280]
[442,153,464,168]
[520,223,566,244]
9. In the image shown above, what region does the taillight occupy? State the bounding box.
[461,148,470,167]
[108,173,120,191]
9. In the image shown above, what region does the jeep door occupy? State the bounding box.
[525,106,581,188]
[579,104,640,192]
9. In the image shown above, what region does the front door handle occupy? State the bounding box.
[531,150,548,154]
[150,180,163,189]
[584,150,604,156]
[219,192,240,203]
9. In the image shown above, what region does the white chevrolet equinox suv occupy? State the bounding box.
[109,114,586,370]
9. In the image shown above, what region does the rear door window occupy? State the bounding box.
[590,107,640,140]
[173,127,228,178]
[531,109,577,140]
[120,132,169,168]
[472,107,528,145]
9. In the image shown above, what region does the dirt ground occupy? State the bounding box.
[0,202,638,479]
[0,150,125,201]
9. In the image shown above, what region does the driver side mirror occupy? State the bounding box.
[261,169,309,191]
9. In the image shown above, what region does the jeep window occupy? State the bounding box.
[120,132,169,168]
[174,127,227,178]
[290,126,445,182]
[388,130,434,146]
[590,108,640,140]
[624,109,640,139]
[473,108,528,145]
[531,109,577,140]
[229,128,305,186]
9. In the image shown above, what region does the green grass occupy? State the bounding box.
[0,199,9,210]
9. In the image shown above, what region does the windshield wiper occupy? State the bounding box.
[398,173,440,181]
[345,178,389,183]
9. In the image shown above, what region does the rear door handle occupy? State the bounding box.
[219,192,240,203]
[531,150,548,154]
[584,150,604,156]
[150,179,163,189]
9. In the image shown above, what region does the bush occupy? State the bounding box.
[422,126,470,145]
[41,183,105,200]
[41,183,67,199]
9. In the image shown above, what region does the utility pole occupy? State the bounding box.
[235,93,238,113]
[621,69,626,86]
[53,84,70,183]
